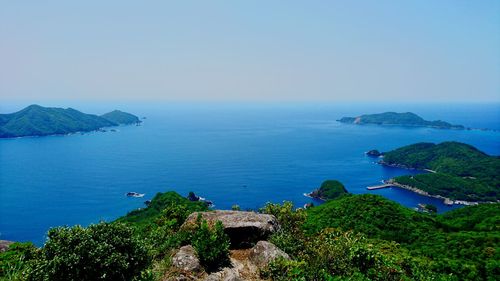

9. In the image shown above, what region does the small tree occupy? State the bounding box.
[192,218,230,272]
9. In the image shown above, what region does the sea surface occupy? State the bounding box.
[1,102,499,246]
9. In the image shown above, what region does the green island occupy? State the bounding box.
[380,141,500,203]
[338,112,465,129]
[0,105,141,138]
[307,180,348,200]
[1,190,498,281]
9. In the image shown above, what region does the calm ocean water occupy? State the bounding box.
[1,102,499,246]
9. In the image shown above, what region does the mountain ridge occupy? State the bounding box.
[0,104,141,138]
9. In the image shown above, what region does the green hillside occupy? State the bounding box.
[101,110,141,124]
[382,142,500,201]
[303,194,500,280]
[0,105,140,138]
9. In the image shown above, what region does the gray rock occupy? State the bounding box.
[182,211,279,248]
[172,245,202,273]
[0,240,14,252]
[249,241,289,267]
[203,258,244,281]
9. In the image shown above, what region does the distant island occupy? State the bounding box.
[0,105,141,138]
[377,141,499,203]
[338,112,465,129]
[306,180,348,200]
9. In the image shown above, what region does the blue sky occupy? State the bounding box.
[1,0,499,102]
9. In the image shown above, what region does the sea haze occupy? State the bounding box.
[0,102,499,245]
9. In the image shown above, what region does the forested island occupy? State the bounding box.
[338,112,465,129]
[380,142,500,203]
[306,180,348,200]
[0,105,141,138]
[1,189,498,280]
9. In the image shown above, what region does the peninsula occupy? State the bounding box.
[0,105,141,138]
[338,112,464,129]
[377,142,499,203]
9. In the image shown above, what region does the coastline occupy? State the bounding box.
[377,162,484,206]
[303,192,327,201]
[383,179,479,206]
[0,123,138,139]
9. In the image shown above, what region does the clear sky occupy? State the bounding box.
[1,0,499,102]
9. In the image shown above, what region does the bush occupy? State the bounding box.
[0,242,37,280]
[191,217,230,272]
[260,201,307,258]
[27,222,150,281]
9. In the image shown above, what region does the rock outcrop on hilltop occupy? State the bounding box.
[171,210,288,281]
[181,210,279,248]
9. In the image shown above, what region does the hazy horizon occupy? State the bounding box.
[1,1,499,102]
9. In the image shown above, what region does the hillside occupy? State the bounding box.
[1,190,499,280]
[0,105,141,138]
[338,112,464,129]
[381,142,500,201]
[304,194,500,280]
[101,110,141,125]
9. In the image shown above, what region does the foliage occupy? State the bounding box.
[304,194,500,280]
[231,205,241,211]
[26,222,150,281]
[304,194,437,244]
[309,180,348,200]
[384,141,500,201]
[117,192,208,260]
[260,201,307,258]
[117,191,207,229]
[0,242,37,280]
[395,173,498,202]
[191,218,230,272]
[261,201,446,281]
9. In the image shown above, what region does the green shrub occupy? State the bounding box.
[27,222,150,281]
[0,242,37,280]
[191,218,230,272]
[262,258,307,281]
[260,201,307,258]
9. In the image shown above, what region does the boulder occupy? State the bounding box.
[0,240,14,252]
[172,245,202,273]
[182,211,279,248]
[249,241,289,267]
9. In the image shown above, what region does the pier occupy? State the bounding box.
[366,184,394,190]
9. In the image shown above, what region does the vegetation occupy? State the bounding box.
[261,199,445,280]
[1,190,498,280]
[308,180,348,200]
[0,105,140,138]
[191,217,230,272]
[26,223,149,281]
[338,112,464,129]
[302,195,500,280]
[383,142,500,201]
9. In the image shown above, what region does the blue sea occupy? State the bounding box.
[1,102,499,246]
